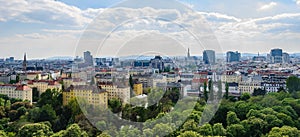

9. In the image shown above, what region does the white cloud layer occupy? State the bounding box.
[0,0,300,58]
[258,2,277,11]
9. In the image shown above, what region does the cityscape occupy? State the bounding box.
[1,0,300,137]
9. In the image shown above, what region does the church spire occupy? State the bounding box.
[187,48,191,58]
[23,53,27,72]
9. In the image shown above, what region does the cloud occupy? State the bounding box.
[0,0,103,27]
[258,2,277,11]
[297,0,300,5]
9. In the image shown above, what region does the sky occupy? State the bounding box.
[0,0,300,59]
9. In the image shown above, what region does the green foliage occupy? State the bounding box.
[226,111,240,126]
[212,123,226,136]
[108,98,122,113]
[178,131,200,137]
[17,123,53,137]
[226,124,246,137]
[286,76,300,92]
[240,92,250,101]
[225,82,229,99]
[203,82,208,102]
[51,124,88,137]
[252,88,266,96]
[268,126,300,137]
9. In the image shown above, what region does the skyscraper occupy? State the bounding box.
[226,51,241,63]
[203,50,216,64]
[270,48,283,64]
[283,52,290,64]
[84,51,94,66]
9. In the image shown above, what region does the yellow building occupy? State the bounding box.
[99,82,130,104]
[63,78,86,88]
[133,83,143,95]
[27,80,62,95]
[0,84,32,104]
[63,85,107,109]
[221,71,242,83]
[238,82,262,94]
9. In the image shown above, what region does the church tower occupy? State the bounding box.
[23,53,27,72]
[187,48,191,59]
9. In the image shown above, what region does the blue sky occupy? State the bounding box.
[0,0,300,59]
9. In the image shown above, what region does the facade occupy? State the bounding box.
[226,51,241,62]
[84,51,94,66]
[283,52,290,64]
[63,78,86,88]
[221,71,242,83]
[99,82,130,104]
[203,50,216,64]
[63,85,107,108]
[133,82,143,96]
[27,80,62,95]
[270,49,283,64]
[150,56,164,71]
[0,85,32,104]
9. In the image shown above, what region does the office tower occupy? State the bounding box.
[150,56,164,71]
[282,52,290,64]
[187,48,191,59]
[203,50,216,64]
[84,51,94,66]
[23,53,27,71]
[270,48,283,63]
[226,51,241,62]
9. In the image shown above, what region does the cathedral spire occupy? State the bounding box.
[23,53,27,72]
[187,48,191,58]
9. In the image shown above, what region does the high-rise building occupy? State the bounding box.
[203,50,216,64]
[283,52,290,63]
[270,48,283,63]
[84,51,94,66]
[226,51,241,62]
[150,56,164,71]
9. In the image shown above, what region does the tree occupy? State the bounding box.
[212,123,226,136]
[152,123,173,137]
[129,75,134,89]
[51,124,88,137]
[225,82,229,99]
[32,87,39,102]
[240,92,251,101]
[203,82,208,102]
[217,80,223,99]
[108,98,122,113]
[268,126,300,137]
[226,111,240,126]
[17,123,53,137]
[253,88,266,96]
[286,76,300,93]
[226,124,246,137]
[0,130,7,137]
[199,123,213,136]
[209,79,214,101]
[179,131,200,137]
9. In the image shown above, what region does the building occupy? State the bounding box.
[150,56,164,71]
[84,51,94,66]
[270,49,283,64]
[226,51,241,63]
[98,82,130,104]
[63,78,86,88]
[133,82,143,96]
[187,48,191,59]
[238,75,263,94]
[27,80,62,95]
[0,84,32,104]
[221,71,242,83]
[283,52,290,64]
[23,53,27,71]
[133,60,150,67]
[252,53,266,62]
[203,50,216,64]
[63,85,107,108]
